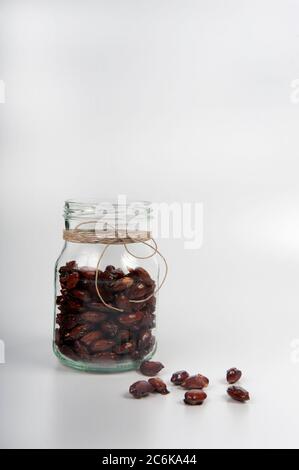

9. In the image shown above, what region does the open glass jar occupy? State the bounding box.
[53,200,163,372]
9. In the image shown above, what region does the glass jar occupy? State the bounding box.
[53,200,163,372]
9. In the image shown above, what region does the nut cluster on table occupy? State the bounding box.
[129,362,250,405]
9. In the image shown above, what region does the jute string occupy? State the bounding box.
[63,220,168,312]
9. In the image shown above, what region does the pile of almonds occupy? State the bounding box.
[129,362,250,404]
[55,261,156,365]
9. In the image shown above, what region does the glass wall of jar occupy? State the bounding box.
[53,200,160,372]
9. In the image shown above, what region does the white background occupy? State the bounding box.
[1,0,299,449]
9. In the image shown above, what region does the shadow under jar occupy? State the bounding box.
[53,200,160,372]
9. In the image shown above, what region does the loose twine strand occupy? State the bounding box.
[63,220,168,312]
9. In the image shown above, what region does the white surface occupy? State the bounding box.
[1,0,299,449]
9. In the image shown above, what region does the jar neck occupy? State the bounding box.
[64,200,152,238]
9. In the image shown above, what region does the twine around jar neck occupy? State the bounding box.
[63,220,168,312]
[63,228,151,245]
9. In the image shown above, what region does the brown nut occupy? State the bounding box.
[182,374,209,389]
[88,302,116,314]
[128,267,155,286]
[79,311,107,324]
[105,266,124,278]
[60,298,81,313]
[73,340,90,359]
[115,294,132,311]
[130,350,145,361]
[64,324,90,342]
[56,314,79,330]
[59,261,77,273]
[128,282,152,300]
[111,276,134,292]
[70,289,88,302]
[184,390,207,405]
[227,386,250,402]
[139,312,156,329]
[171,370,189,385]
[60,272,79,289]
[78,267,96,280]
[99,266,124,283]
[129,380,154,399]
[55,328,62,346]
[80,330,104,347]
[140,360,164,376]
[118,311,143,326]
[90,339,115,353]
[101,320,118,338]
[118,329,131,343]
[114,341,135,355]
[138,330,153,351]
[226,367,242,384]
[148,378,169,395]
[59,344,78,360]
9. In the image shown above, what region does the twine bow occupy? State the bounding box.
[63,221,168,312]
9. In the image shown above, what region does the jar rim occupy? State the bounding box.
[64,199,152,220]
[65,198,151,206]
